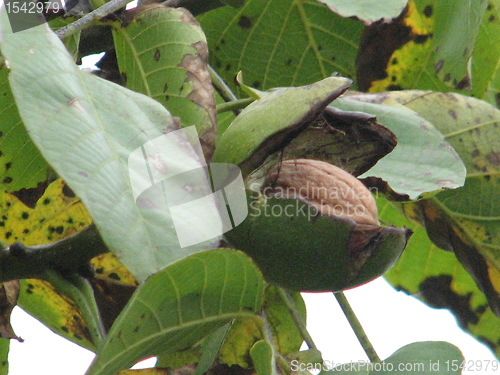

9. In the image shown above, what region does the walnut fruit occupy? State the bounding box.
[226,159,412,292]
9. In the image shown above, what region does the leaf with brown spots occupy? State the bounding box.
[90,253,137,332]
[359,0,500,106]
[381,198,500,358]
[198,0,364,94]
[0,65,50,192]
[113,5,217,160]
[366,91,500,340]
[0,180,96,350]
[432,0,488,90]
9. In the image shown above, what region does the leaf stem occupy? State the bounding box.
[277,288,317,350]
[216,98,254,113]
[334,291,380,363]
[55,0,132,40]
[43,270,106,349]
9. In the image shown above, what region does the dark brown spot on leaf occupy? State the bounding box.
[285,59,292,66]
[3,177,12,184]
[163,82,168,93]
[62,184,75,198]
[420,275,478,328]
[424,5,433,17]
[356,13,412,91]
[214,57,222,69]
[447,109,457,120]
[21,212,29,220]
[435,60,444,74]
[238,16,252,29]
[4,163,11,170]
[11,181,49,208]
[154,49,161,62]
[253,81,261,89]
[456,75,471,90]
[414,34,430,44]
[487,151,500,165]
[443,73,451,82]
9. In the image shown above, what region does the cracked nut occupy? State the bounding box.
[262,159,379,226]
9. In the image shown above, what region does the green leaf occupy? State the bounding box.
[86,249,265,375]
[370,341,463,375]
[359,0,500,104]
[381,198,500,358]
[113,5,217,159]
[0,65,49,191]
[332,96,466,199]
[472,0,500,106]
[250,340,276,375]
[432,0,488,90]
[0,339,8,375]
[198,0,364,92]
[264,287,305,355]
[364,90,500,317]
[218,286,307,368]
[212,76,352,176]
[398,91,500,262]
[193,324,231,375]
[316,0,408,24]
[0,18,219,283]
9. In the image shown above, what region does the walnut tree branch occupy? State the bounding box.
[0,224,109,283]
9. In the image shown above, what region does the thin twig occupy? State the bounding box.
[55,0,132,40]
[277,287,317,350]
[209,65,238,102]
[216,97,253,113]
[334,291,380,363]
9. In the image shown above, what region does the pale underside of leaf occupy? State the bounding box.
[0,17,218,283]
